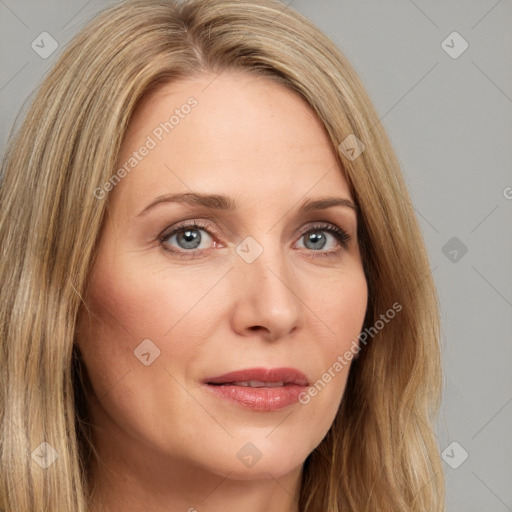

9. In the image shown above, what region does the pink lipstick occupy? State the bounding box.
[203,367,309,411]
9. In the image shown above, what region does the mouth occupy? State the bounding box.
[212,380,288,387]
[203,367,310,411]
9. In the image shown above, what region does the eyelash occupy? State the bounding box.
[159,220,351,259]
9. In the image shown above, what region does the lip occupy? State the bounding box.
[203,367,310,411]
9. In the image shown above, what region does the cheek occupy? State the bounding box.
[75,253,219,386]
[315,268,368,348]
[302,269,367,403]
[74,256,207,440]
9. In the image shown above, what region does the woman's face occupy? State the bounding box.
[76,71,368,484]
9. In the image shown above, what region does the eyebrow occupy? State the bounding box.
[137,192,358,217]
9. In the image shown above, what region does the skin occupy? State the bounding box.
[76,71,368,512]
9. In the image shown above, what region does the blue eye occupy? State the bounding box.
[161,220,214,253]
[295,224,351,259]
[297,224,350,253]
[160,220,351,258]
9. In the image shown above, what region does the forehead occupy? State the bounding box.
[110,71,352,215]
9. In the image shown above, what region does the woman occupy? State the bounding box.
[0,0,445,510]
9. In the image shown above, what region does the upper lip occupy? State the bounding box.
[205,367,309,386]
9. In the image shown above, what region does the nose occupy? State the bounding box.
[230,240,303,342]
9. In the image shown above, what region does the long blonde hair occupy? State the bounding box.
[0,0,445,510]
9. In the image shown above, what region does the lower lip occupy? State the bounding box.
[204,384,307,411]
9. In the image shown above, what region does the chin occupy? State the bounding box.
[193,436,312,481]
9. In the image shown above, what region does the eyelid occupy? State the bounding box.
[159,219,218,241]
[297,222,350,241]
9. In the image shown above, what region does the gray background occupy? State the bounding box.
[1,0,511,510]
